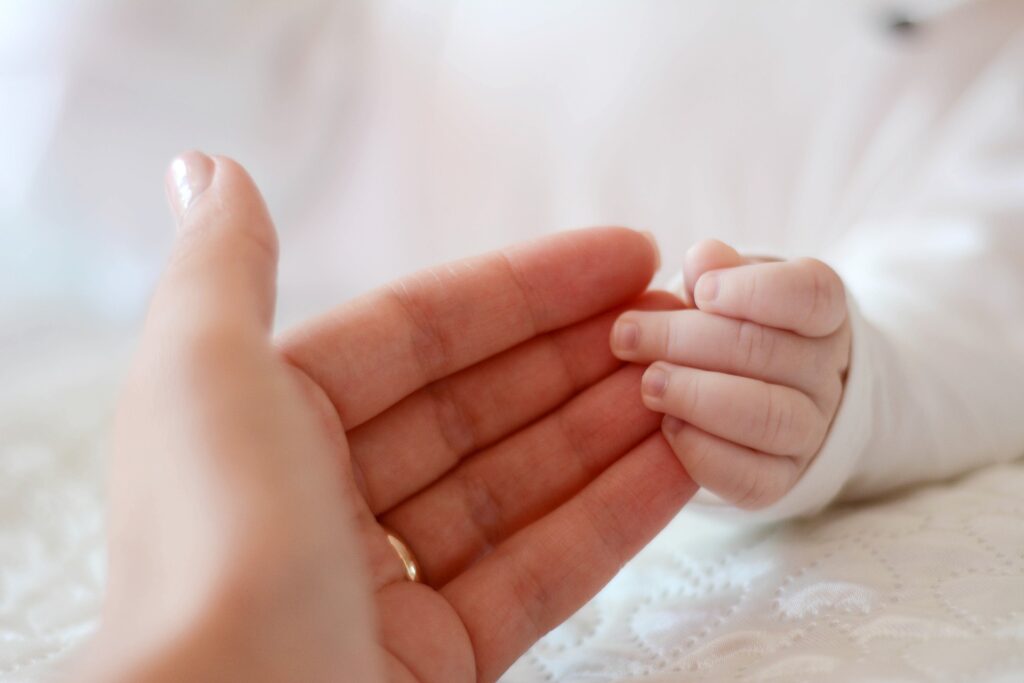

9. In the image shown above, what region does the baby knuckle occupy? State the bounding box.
[732,468,776,509]
[756,385,792,451]
[735,319,774,371]
[809,337,837,377]
[818,376,844,418]
[737,460,799,509]
[680,370,704,417]
[797,409,829,456]
[731,469,759,507]
[742,272,762,311]
[673,426,711,471]
[665,316,684,357]
[800,259,846,333]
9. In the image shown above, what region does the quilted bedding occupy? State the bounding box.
[2,339,1023,683]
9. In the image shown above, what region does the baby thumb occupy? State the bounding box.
[152,151,279,338]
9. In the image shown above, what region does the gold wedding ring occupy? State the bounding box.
[386,532,422,583]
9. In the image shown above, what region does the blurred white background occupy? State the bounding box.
[4,0,1024,680]
[2,0,900,349]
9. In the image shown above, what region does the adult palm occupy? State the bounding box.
[97,155,696,683]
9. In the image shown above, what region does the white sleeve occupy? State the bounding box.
[689,34,1024,522]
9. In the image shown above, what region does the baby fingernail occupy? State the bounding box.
[166,150,215,225]
[613,320,640,351]
[695,272,719,304]
[642,367,668,398]
[663,415,684,436]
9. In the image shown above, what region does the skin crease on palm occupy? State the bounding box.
[75,152,699,683]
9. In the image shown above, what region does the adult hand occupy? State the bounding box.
[77,152,696,683]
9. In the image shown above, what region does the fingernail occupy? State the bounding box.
[612,320,640,351]
[642,366,669,398]
[640,230,661,271]
[166,150,215,225]
[695,272,719,305]
[663,415,684,437]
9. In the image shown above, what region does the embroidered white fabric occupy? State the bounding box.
[2,345,1023,683]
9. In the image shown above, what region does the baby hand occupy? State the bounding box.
[612,240,851,509]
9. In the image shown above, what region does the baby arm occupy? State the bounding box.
[611,240,851,509]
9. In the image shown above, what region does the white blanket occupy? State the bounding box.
[2,341,1022,683]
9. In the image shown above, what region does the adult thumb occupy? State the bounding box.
[151,151,279,338]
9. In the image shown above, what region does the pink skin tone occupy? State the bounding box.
[74,152,697,683]
[611,240,852,509]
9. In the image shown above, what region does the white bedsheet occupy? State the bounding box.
[2,341,1023,683]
